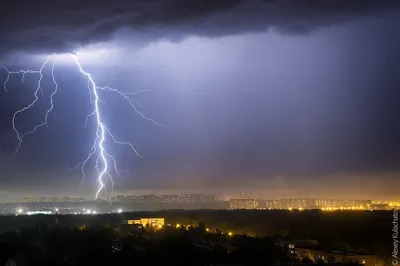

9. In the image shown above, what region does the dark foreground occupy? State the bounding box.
[0,210,392,265]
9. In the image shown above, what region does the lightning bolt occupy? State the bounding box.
[2,56,53,153]
[1,53,162,199]
[1,66,40,92]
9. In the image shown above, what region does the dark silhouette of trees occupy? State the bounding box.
[0,210,391,264]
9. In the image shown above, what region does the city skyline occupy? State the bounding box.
[0,194,395,216]
[2,192,398,204]
[0,174,400,201]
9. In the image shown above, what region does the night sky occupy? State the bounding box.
[0,0,399,200]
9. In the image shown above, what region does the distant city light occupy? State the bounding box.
[176,224,181,228]
[17,208,23,214]
[55,208,59,212]
[117,209,122,213]
[86,209,92,214]
[26,211,52,215]
[228,232,233,236]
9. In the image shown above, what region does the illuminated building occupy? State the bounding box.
[105,193,215,204]
[178,195,191,203]
[23,197,39,203]
[230,199,258,210]
[185,194,202,203]
[280,198,317,209]
[295,247,374,265]
[323,199,344,208]
[116,195,125,202]
[314,198,326,208]
[177,194,216,203]
[341,200,371,208]
[125,218,165,227]
[26,211,52,215]
[265,200,281,209]
[262,197,375,210]
[161,195,179,203]
[370,203,389,210]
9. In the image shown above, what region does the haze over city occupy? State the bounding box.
[0,0,400,202]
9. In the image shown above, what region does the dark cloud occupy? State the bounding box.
[0,0,399,54]
[0,0,400,200]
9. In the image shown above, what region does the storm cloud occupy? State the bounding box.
[0,0,399,200]
[0,0,399,54]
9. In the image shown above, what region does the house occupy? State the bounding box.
[295,247,375,265]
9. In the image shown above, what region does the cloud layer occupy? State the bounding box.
[0,0,399,54]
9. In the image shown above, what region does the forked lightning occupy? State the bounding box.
[1,54,161,198]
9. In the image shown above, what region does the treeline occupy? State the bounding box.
[0,210,392,260]
[0,226,289,265]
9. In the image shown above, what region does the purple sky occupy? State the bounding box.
[0,1,399,200]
